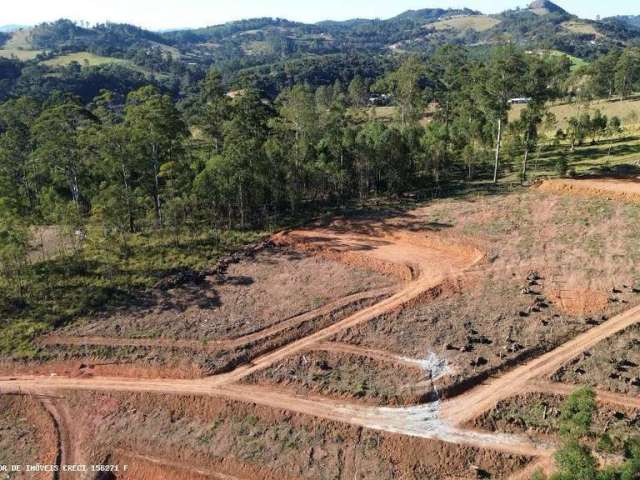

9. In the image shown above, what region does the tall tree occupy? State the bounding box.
[479,45,527,183]
[124,86,187,227]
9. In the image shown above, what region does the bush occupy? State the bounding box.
[559,387,596,439]
[555,156,569,176]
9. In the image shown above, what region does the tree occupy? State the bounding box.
[559,387,596,439]
[587,50,621,99]
[31,98,97,213]
[124,86,187,227]
[348,74,368,108]
[0,198,30,297]
[615,48,640,99]
[551,440,598,480]
[478,45,527,183]
[196,69,229,154]
[386,56,426,127]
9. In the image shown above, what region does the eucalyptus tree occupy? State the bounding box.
[124,86,187,227]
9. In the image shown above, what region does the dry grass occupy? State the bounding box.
[42,51,129,67]
[510,97,640,129]
[0,48,42,60]
[561,21,600,37]
[427,15,500,32]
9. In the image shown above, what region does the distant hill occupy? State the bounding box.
[607,15,640,31]
[528,0,568,15]
[0,25,29,33]
[2,2,640,89]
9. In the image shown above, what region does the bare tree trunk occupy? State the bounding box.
[493,118,502,184]
[521,129,531,183]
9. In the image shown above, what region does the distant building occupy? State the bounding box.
[368,94,392,106]
[508,97,532,105]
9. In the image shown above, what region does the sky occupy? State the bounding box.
[2,0,639,31]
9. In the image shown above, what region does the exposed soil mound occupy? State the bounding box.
[539,178,640,203]
[547,287,610,316]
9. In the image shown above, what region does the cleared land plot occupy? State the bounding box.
[243,349,430,406]
[472,391,639,454]
[41,51,130,67]
[0,48,42,60]
[551,323,640,395]
[28,247,395,376]
[306,190,640,401]
[427,15,500,32]
[57,390,531,480]
[0,396,56,479]
[510,96,640,129]
[62,248,393,341]
[561,20,600,37]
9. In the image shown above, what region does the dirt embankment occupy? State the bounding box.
[0,395,58,479]
[57,391,531,480]
[539,178,640,203]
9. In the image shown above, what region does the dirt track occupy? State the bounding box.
[3,220,640,473]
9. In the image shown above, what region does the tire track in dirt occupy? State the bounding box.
[442,302,640,426]
[115,451,245,480]
[39,287,396,353]
[310,341,430,368]
[40,397,83,480]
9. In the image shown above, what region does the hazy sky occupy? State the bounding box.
[3,0,640,31]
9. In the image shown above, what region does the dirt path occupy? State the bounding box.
[116,451,245,480]
[0,378,549,457]
[528,381,640,410]
[40,397,84,480]
[40,287,395,352]
[442,302,640,425]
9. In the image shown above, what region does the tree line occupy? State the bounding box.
[3,41,640,275]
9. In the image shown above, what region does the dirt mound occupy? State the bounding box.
[539,178,640,202]
[547,287,610,316]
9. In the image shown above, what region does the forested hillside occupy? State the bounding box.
[2,1,640,103]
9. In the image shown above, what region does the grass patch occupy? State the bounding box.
[42,51,130,67]
[428,15,500,32]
